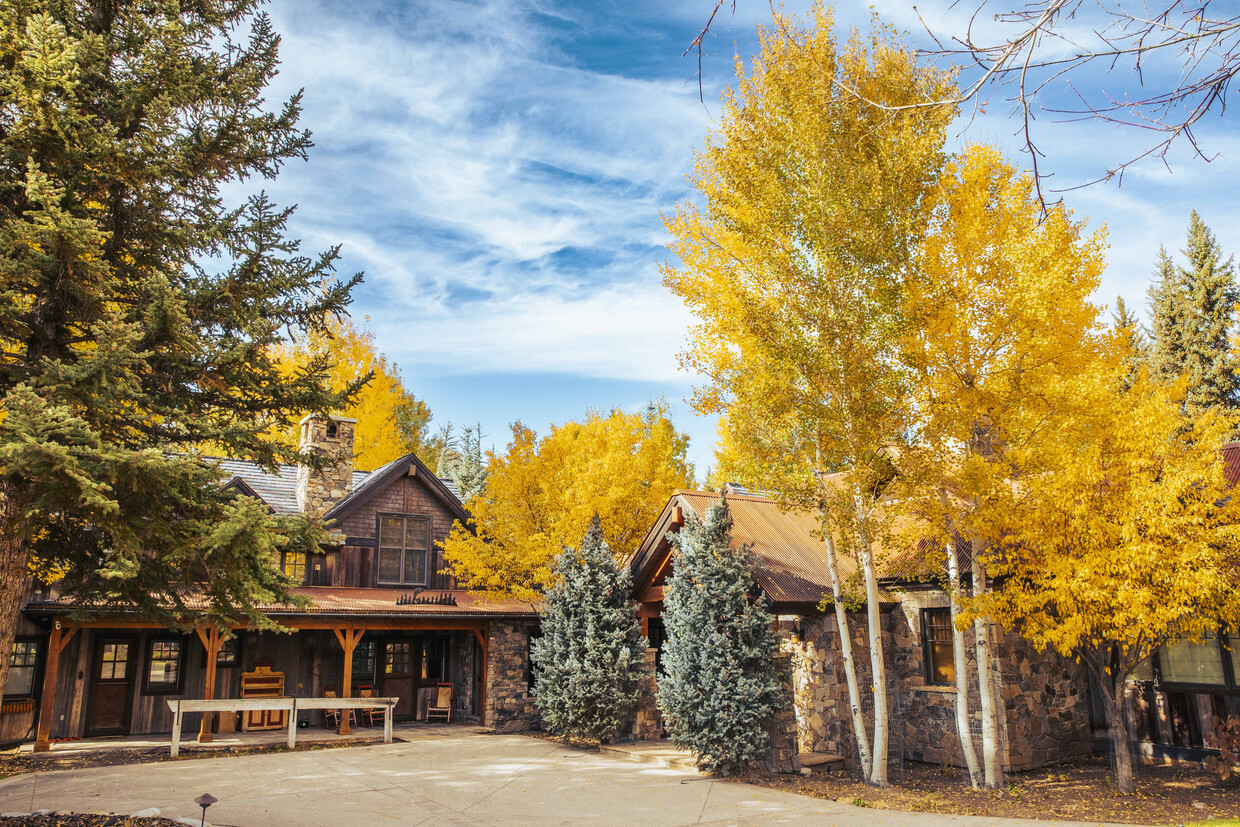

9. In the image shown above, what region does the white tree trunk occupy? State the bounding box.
[857,525,889,786]
[946,546,982,787]
[972,555,1002,788]
[821,530,872,781]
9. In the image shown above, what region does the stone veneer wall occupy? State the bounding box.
[783,590,1092,776]
[485,620,540,732]
[296,415,356,514]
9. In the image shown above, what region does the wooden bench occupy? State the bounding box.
[797,752,846,774]
[165,696,398,757]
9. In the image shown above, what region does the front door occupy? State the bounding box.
[381,640,414,718]
[87,637,134,736]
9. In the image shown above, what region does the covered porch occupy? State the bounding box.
[19,590,541,752]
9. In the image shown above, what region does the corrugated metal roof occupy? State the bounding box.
[674,491,898,606]
[1223,443,1240,487]
[27,587,536,619]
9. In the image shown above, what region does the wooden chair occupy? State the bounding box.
[322,688,355,729]
[426,682,453,723]
[358,685,385,727]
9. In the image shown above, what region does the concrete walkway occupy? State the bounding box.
[0,731,1129,827]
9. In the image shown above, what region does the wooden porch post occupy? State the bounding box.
[194,626,224,743]
[333,626,364,735]
[33,624,77,753]
[473,627,488,727]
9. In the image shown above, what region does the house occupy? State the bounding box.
[1,415,540,749]
[629,488,1094,773]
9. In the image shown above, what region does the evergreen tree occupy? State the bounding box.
[657,496,784,774]
[1179,211,1238,408]
[1146,245,1186,383]
[1112,296,1147,389]
[530,517,649,743]
[0,3,361,693]
[437,422,487,501]
[1146,214,1239,407]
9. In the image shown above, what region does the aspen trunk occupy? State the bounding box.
[971,555,1002,788]
[0,482,31,698]
[821,530,872,781]
[1100,667,1136,794]
[856,515,888,786]
[940,494,981,788]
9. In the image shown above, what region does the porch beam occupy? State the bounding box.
[33,624,77,753]
[334,625,365,735]
[194,626,225,743]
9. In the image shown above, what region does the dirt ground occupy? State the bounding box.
[0,737,387,779]
[749,756,1240,825]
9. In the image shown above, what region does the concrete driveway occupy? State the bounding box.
[0,732,1123,827]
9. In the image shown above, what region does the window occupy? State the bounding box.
[385,641,412,675]
[204,637,241,668]
[377,515,430,586]
[922,608,956,686]
[99,642,129,680]
[4,639,40,699]
[144,639,184,694]
[281,551,306,582]
[420,638,448,682]
[353,640,376,690]
[1158,630,1229,687]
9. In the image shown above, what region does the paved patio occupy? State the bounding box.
[0,731,1131,827]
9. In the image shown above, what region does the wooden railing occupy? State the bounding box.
[164,696,398,757]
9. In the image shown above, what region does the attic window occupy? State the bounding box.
[326,422,338,439]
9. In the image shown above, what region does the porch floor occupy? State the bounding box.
[17,721,480,756]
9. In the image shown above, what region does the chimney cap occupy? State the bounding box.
[298,413,358,426]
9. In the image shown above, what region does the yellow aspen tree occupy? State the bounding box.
[442,404,692,605]
[982,367,1240,795]
[898,145,1108,788]
[272,313,439,471]
[663,6,955,785]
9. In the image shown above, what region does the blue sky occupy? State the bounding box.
[251,0,1240,476]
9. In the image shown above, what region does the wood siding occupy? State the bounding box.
[332,474,459,590]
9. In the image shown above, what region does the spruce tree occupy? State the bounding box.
[1146,214,1239,407]
[530,517,649,743]
[0,2,362,693]
[1146,245,1187,384]
[657,496,784,774]
[1112,296,1147,389]
[1179,211,1238,408]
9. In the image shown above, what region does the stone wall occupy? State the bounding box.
[485,620,540,732]
[764,652,802,773]
[452,630,477,720]
[296,415,356,514]
[630,648,661,741]
[783,589,1092,777]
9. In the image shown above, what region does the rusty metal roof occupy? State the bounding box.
[669,491,898,606]
[26,587,537,620]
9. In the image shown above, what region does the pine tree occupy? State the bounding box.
[530,517,650,743]
[657,496,784,775]
[1179,212,1238,408]
[1112,296,1147,389]
[1146,246,1187,383]
[1146,215,1240,407]
[0,4,361,693]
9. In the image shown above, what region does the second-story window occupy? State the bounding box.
[377,515,430,586]
[281,551,306,582]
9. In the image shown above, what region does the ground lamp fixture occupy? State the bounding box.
[194,793,217,826]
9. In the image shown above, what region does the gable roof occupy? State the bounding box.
[631,490,898,609]
[324,451,469,525]
[207,455,465,522]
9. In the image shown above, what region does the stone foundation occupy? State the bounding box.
[485,620,540,732]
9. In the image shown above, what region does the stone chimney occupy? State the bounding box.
[296,414,357,513]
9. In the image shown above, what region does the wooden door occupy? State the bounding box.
[87,637,134,736]
[380,640,414,718]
